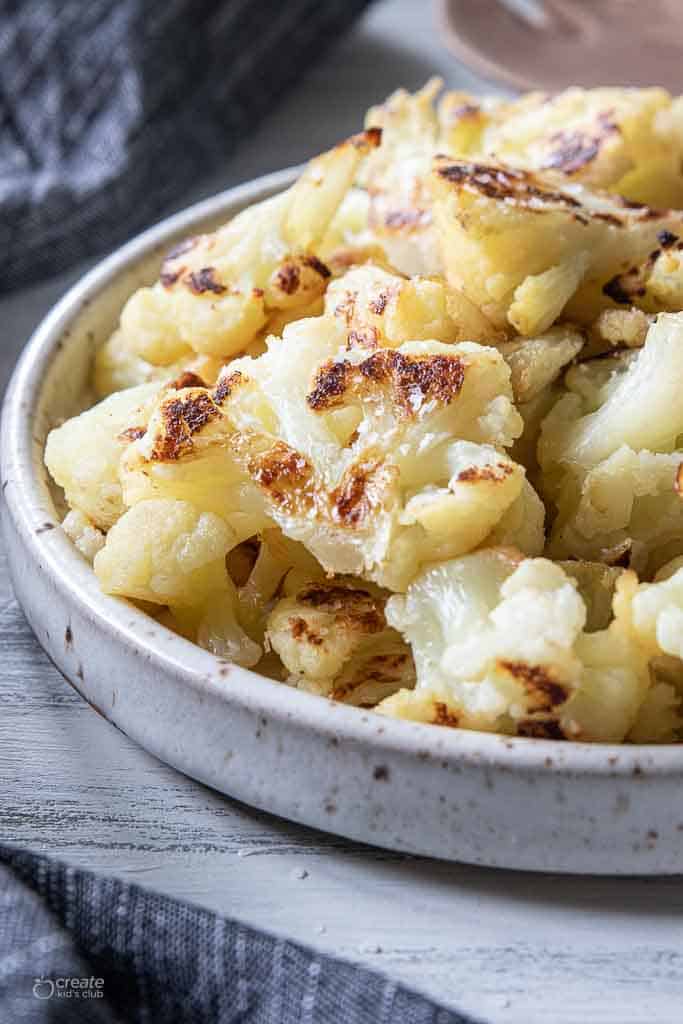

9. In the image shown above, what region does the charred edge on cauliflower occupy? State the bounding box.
[516,718,567,740]
[275,256,331,296]
[151,392,222,461]
[347,328,380,350]
[213,371,247,405]
[540,111,620,175]
[604,237,683,304]
[307,350,466,417]
[289,617,324,645]
[248,441,314,506]
[329,652,411,702]
[118,426,147,443]
[433,702,460,728]
[185,267,227,296]
[498,660,569,712]
[368,293,389,315]
[169,371,207,391]
[351,126,382,150]
[330,458,391,527]
[160,237,200,285]
[434,159,584,210]
[456,463,515,483]
[295,582,386,631]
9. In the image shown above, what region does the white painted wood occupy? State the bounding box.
[2,2,683,1021]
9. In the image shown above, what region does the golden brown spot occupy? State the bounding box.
[186,267,227,296]
[517,718,566,740]
[151,391,221,461]
[456,463,514,484]
[289,616,324,645]
[541,113,619,176]
[435,158,584,210]
[213,370,246,405]
[275,263,300,295]
[368,293,388,315]
[499,660,568,711]
[307,349,466,416]
[118,426,146,443]
[351,126,382,150]
[249,441,313,503]
[433,702,460,728]
[296,582,386,633]
[169,371,207,391]
[301,254,331,280]
[347,327,379,351]
[330,458,385,527]
[160,268,183,288]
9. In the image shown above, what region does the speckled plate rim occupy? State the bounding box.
[4,168,683,873]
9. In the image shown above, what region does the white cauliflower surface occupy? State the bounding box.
[44,82,683,743]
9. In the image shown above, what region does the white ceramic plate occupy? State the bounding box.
[4,169,683,875]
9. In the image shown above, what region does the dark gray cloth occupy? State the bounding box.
[0,844,477,1023]
[0,0,371,292]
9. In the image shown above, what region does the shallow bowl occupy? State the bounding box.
[4,169,683,874]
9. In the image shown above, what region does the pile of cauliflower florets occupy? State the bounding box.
[46,82,683,742]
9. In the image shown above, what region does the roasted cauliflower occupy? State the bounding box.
[44,82,683,744]
[379,550,651,742]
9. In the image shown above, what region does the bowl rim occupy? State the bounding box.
[3,165,683,780]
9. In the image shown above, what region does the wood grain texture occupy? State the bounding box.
[2,3,683,1021]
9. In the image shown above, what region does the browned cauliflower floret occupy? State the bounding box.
[216,311,537,590]
[111,130,379,368]
[266,578,414,704]
[118,383,270,542]
[379,550,652,742]
[439,86,683,206]
[428,156,683,334]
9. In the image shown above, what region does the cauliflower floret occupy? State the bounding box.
[94,498,235,606]
[601,231,683,314]
[439,87,683,204]
[585,307,651,359]
[540,315,683,574]
[324,264,458,348]
[93,327,226,398]
[499,324,584,404]
[428,156,683,333]
[218,314,526,590]
[113,131,379,364]
[379,550,651,741]
[45,382,161,530]
[61,509,105,563]
[118,383,270,545]
[361,79,443,277]
[267,577,414,704]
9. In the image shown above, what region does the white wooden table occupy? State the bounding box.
[2,3,683,1021]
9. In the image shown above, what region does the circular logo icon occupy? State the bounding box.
[33,977,54,1000]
